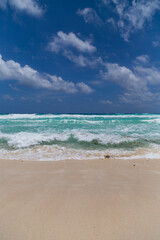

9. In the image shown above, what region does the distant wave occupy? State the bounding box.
[1,113,160,120]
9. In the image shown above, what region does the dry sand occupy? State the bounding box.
[0,158,160,240]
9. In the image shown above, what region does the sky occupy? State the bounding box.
[1,0,160,113]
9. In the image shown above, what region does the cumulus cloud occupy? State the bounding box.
[77,82,94,94]
[101,62,153,103]
[103,0,160,41]
[0,54,94,94]
[134,65,160,85]
[63,50,102,67]
[103,63,141,91]
[48,31,97,67]
[0,0,44,17]
[135,54,150,64]
[77,8,103,25]
[48,31,96,54]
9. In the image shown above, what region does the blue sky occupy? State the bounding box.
[1,0,160,113]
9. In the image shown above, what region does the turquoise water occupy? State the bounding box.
[0,113,160,160]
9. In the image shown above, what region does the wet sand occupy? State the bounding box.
[0,158,160,240]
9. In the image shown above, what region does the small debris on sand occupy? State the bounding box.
[104,155,110,159]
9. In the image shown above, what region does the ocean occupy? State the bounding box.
[0,113,160,161]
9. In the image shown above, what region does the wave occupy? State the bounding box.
[141,119,160,123]
[1,113,160,120]
[0,130,158,150]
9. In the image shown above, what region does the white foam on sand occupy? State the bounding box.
[0,145,108,161]
[0,144,160,161]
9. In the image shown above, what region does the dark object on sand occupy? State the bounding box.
[104,155,110,158]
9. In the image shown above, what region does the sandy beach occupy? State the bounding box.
[0,158,160,240]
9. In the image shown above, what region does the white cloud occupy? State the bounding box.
[101,62,153,103]
[134,65,160,85]
[0,54,94,94]
[48,31,97,67]
[63,50,102,67]
[0,0,44,17]
[103,63,139,91]
[104,0,160,41]
[48,31,96,54]
[135,54,150,64]
[76,82,94,94]
[77,8,103,25]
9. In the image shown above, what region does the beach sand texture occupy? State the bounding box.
[0,158,160,240]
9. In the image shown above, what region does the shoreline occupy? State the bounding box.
[0,158,160,239]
